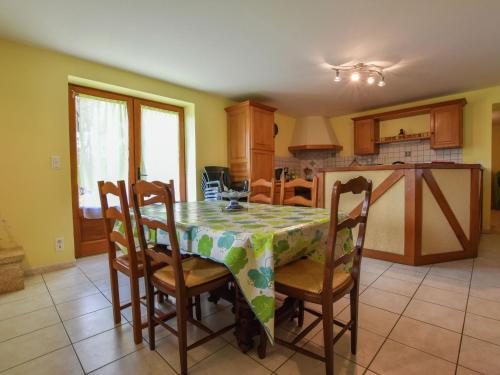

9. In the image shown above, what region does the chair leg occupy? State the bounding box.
[258,327,268,359]
[322,301,334,375]
[298,300,305,327]
[177,298,189,375]
[109,268,121,324]
[350,287,359,355]
[195,295,202,321]
[146,282,156,350]
[157,291,165,304]
[130,277,143,345]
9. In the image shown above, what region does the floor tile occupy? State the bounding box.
[403,299,465,332]
[276,342,365,375]
[360,287,410,314]
[427,261,472,282]
[0,323,70,372]
[422,273,470,294]
[155,322,228,372]
[1,346,83,375]
[0,293,53,321]
[64,306,122,343]
[459,335,500,374]
[73,324,144,373]
[189,344,271,374]
[455,366,482,374]
[383,267,427,283]
[91,347,176,375]
[389,316,461,362]
[414,284,468,310]
[467,296,500,320]
[360,270,381,285]
[469,282,500,303]
[0,306,60,342]
[370,339,456,375]
[247,341,295,372]
[0,282,48,305]
[464,312,500,346]
[49,282,100,304]
[338,303,399,337]
[371,275,420,297]
[56,293,111,321]
[24,274,44,286]
[310,327,385,367]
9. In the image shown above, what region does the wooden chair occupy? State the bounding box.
[280,174,319,208]
[98,180,159,345]
[260,176,372,375]
[131,180,235,375]
[248,178,276,204]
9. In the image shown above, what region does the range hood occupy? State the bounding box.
[288,116,343,153]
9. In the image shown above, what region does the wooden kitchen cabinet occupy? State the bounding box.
[226,100,276,184]
[354,119,379,155]
[430,103,463,149]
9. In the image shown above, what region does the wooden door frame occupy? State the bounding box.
[68,84,186,258]
[133,98,186,202]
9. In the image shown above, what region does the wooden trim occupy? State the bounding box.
[469,168,481,255]
[362,248,410,264]
[317,173,325,208]
[320,163,482,173]
[421,169,471,252]
[349,170,404,218]
[351,98,467,122]
[133,98,186,202]
[24,261,76,276]
[225,100,277,113]
[403,169,422,264]
[288,144,343,153]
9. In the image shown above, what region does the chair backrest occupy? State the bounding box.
[98,180,138,265]
[249,178,275,204]
[131,180,186,292]
[323,176,372,295]
[280,174,319,208]
[138,179,175,205]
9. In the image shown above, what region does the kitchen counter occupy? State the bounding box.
[318,163,482,265]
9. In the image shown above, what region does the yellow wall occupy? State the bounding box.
[0,38,235,270]
[274,113,296,157]
[492,120,500,177]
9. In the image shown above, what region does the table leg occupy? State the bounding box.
[235,289,260,353]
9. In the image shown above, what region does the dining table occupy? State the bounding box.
[115,200,353,349]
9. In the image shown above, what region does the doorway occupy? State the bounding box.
[68,85,186,257]
[491,103,500,233]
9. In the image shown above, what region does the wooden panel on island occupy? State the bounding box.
[319,163,482,265]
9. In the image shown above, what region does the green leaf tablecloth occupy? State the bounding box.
[115,201,353,343]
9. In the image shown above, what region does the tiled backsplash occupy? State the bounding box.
[275,140,463,179]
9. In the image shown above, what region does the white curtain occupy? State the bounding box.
[140,105,180,200]
[76,94,129,209]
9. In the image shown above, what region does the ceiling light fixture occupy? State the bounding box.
[334,69,341,82]
[331,62,386,87]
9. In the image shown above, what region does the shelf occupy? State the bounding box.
[376,134,430,145]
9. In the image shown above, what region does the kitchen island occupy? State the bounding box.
[318,163,482,265]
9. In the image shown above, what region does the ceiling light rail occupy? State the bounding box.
[332,62,386,87]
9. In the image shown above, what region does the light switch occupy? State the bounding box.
[51,155,61,170]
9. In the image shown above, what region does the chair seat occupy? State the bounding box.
[152,257,230,289]
[114,252,163,274]
[275,258,352,295]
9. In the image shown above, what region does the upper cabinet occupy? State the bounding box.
[352,98,466,156]
[354,119,379,155]
[430,103,463,149]
[226,101,276,184]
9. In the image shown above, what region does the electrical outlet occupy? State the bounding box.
[405,151,411,157]
[51,155,61,170]
[55,237,64,252]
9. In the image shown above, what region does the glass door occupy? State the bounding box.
[134,99,186,202]
[69,86,185,258]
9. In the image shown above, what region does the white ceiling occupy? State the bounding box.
[1,0,500,116]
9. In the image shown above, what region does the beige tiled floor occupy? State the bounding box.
[1,234,500,374]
